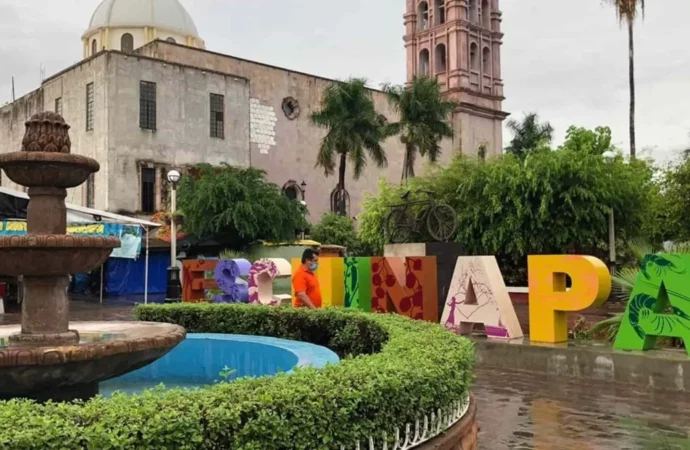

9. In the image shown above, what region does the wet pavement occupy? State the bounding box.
[474,367,690,449]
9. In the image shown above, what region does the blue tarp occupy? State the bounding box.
[105,251,169,296]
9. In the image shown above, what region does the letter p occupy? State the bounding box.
[528,256,611,343]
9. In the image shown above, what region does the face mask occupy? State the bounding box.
[309,263,319,272]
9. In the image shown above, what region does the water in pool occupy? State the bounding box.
[99,333,339,397]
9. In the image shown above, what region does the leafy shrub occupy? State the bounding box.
[0,305,475,450]
[310,213,357,250]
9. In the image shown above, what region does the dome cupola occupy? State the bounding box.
[82,0,204,58]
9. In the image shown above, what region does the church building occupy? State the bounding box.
[0,0,506,221]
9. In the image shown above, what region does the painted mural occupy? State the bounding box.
[441,256,523,339]
[614,254,690,355]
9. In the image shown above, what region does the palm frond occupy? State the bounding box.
[612,267,639,301]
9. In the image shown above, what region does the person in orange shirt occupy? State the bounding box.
[293,249,322,309]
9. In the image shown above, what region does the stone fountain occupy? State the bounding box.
[0,112,185,401]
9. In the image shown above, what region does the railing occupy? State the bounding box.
[341,391,471,450]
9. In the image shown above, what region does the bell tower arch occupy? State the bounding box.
[404,0,509,156]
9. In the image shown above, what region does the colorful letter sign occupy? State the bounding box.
[441,256,523,339]
[614,254,690,355]
[344,257,372,312]
[528,255,611,343]
[371,257,438,322]
[248,258,291,306]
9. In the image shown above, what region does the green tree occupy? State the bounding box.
[662,156,690,241]
[359,126,657,284]
[178,165,306,248]
[504,113,554,160]
[310,78,387,215]
[310,213,357,249]
[604,0,645,158]
[559,126,614,155]
[382,77,456,181]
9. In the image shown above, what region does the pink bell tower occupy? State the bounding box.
[404,0,509,156]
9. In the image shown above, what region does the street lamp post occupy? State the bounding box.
[602,151,617,275]
[300,181,307,240]
[165,169,182,303]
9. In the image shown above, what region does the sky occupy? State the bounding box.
[0,0,688,163]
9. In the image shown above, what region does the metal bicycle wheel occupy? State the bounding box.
[426,203,458,242]
[386,208,414,244]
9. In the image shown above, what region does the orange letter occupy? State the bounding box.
[528,255,611,343]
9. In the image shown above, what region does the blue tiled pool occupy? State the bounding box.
[99,334,339,396]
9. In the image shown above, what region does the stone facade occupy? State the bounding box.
[0,52,250,214]
[137,40,456,220]
[0,0,507,221]
[404,0,508,155]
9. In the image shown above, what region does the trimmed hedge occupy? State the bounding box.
[0,305,475,450]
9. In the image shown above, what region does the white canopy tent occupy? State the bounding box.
[0,187,162,304]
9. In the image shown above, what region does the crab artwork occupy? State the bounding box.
[615,254,690,355]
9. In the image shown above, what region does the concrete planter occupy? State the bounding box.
[416,395,478,450]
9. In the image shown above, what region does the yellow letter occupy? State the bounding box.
[528,255,611,343]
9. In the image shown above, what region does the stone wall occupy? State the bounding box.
[137,41,458,220]
[104,52,250,214]
[0,89,44,191]
[42,55,111,207]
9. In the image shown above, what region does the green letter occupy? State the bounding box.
[614,254,690,355]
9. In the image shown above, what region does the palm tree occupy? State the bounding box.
[604,0,645,159]
[504,112,554,160]
[310,78,387,215]
[382,77,456,181]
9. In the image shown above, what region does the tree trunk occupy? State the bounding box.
[336,152,347,215]
[402,143,415,184]
[628,20,636,159]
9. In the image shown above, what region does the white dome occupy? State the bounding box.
[87,0,200,37]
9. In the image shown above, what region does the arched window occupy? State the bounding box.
[166,37,177,43]
[331,187,350,216]
[482,47,492,76]
[419,49,430,76]
[435,44,447,73]
[470,43,479,71]
[121,33,134,52]
[91,39,98,56]
[434,0,446,26]
[417,2,429,31]
[282,180,304,201]
[468,0,478,23]
[481,0,491,28]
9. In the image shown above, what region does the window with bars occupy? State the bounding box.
[86,174,95,208]
[55,98,63,117]
[140,81,157,130]
[86,83,94,131]
[210,93,225,139]
[141,167,156,214]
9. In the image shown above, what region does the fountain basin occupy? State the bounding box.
[100,334,340,396]
[0,152,99,189]
[0,322,185,401]
[0,235,120,276]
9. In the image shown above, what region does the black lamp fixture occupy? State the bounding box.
[300,180,307,198]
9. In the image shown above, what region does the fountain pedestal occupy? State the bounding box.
[0,112,185,401]
[10,276,77,346]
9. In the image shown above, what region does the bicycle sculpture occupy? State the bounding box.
[385,191,458,243]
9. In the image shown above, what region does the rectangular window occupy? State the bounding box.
[86,174,95,208]
[55,97,63,117]
[86,83,94,131]
[210,93,224,139]
[140,81,157,130]
[141,167,156,214]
